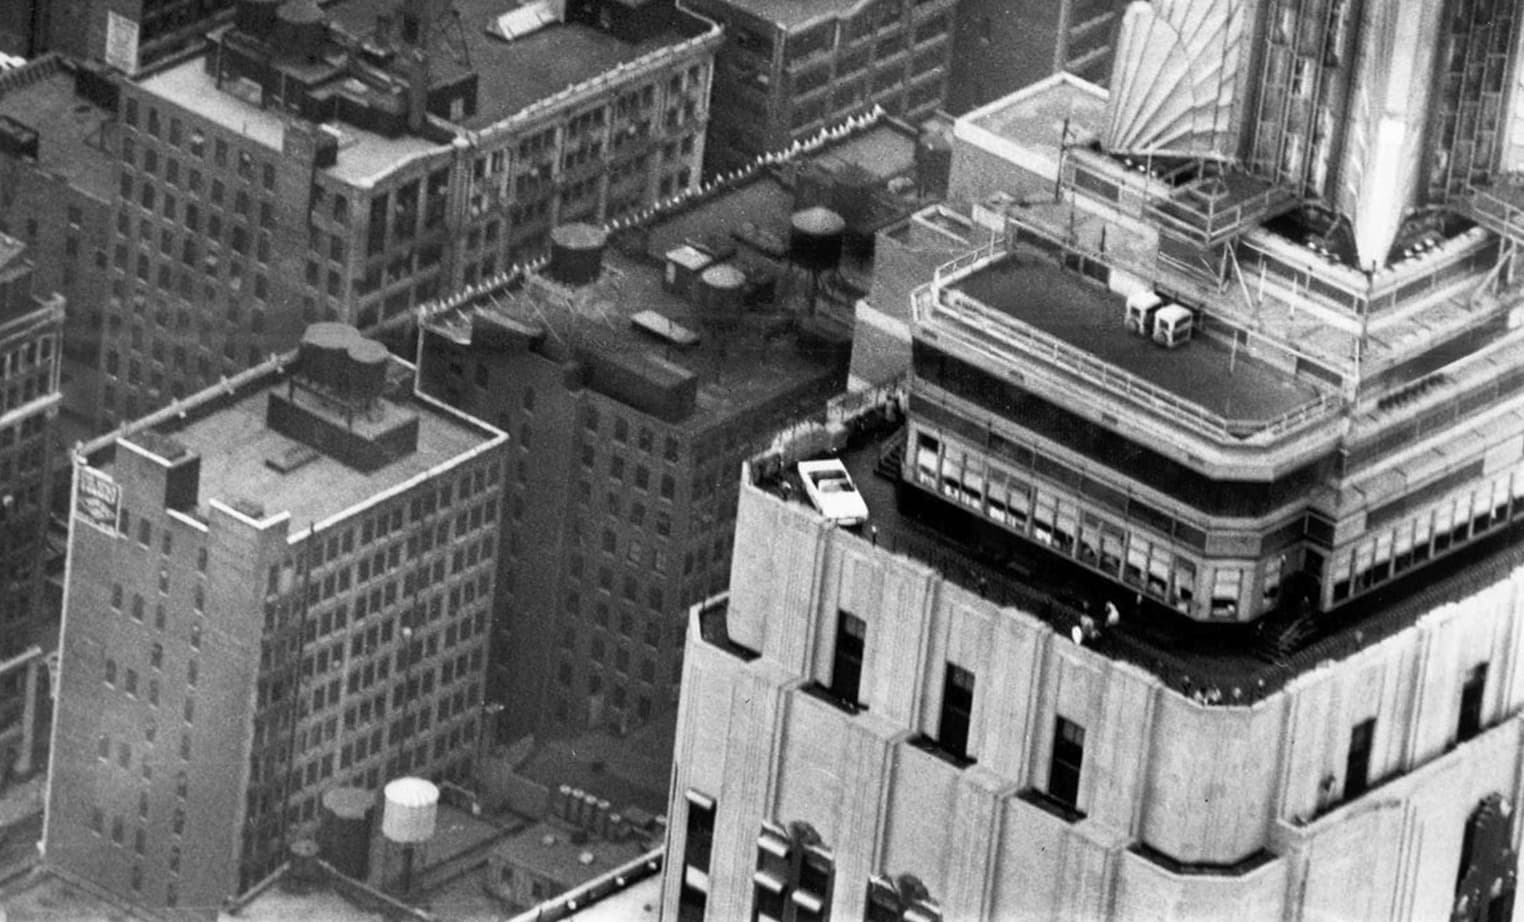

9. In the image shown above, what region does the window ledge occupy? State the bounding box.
[1017,788,1085,824]
[1129,842,1277,877]
[908,734,976,769]
[802,681,866,715]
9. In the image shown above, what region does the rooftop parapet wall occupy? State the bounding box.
[908,237,1348,480]
[470,13,722,145]
[723,416,1524,870]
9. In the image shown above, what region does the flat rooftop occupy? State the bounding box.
[962,72,1109,152]
[516,719,676,816]
[326,0,712,131]
[551,873,661,922]
[424,113,931,425]
[809,122,918,182]
[103,360,495,535]
[223,883,388,922]
[754,420,1524,704]
[137,58,285,151]
[949,252,1324,422]
[0,59,117,202]
[459,229,847,429]
[138,58,446,187]
[493,821,648,887]
[0,870,154,922]
[703,0,880,31]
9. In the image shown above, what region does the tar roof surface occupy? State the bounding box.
[138,58,446,187]
[640,176,795,257]
[516,719,676,815]
[327,0,707,130]
[484,236,845,428]
[808,122,917,181]
[965,72,1109,151]
[0,63,117,201]
[110,366,491,534]
[227,885,387,922]
[137,58,286,151]
[0,871,153,922]
[708,0,875,30]
[493,821,649,883]
[950,252,1324,422]
[761,421,1524,703]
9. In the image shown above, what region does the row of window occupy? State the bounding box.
[96,722,196,771]
[122,96,278,195]
[108,586,206,643]
[912,429,1253,617]
[803,603,1500,820]
[1331,470,1524,604]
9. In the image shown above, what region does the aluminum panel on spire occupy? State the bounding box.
[1102,0,1250,159]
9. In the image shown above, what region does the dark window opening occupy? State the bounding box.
[1458,663,1488,743]
[829,611,865,707]
[1344,717,1375,800]
[936,664,974,762]
[1048,716,1085,811]
[680,790,716,922]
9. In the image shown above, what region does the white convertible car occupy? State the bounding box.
[797,458,869,527]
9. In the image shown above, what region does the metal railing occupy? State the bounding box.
[932,236,1005,282]
[1146,182,1294,245]
[923,285,1342,442]
[1465,181,1524,242]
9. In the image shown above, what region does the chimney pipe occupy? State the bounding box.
[406,48,429,132]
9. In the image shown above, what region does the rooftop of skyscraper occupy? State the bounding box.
[85,334,502,535]
[0,869,157,922]
[421,112,928,428]
[690,0,924,31]
[135,56,445,186]
[0,55,118,202]
[741,403,1524,706]
[952,73,1516,407]
[324,0,718,131]
[946,250,1326,425]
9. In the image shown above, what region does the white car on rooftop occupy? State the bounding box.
[797,458,869,527]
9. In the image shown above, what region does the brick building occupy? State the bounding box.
[52,0,718,432]
[43,0,234,74]
[44,324,508,912]
[945,0,1127,114]
[681,0,954,177]
[0,236,64,709]
[0,55,118,438]
[414,114,929,743]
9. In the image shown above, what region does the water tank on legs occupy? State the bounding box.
[275,0,326,62]
[697,263,746,334]
[789,207,846,273]
[915,129,953,196]
[382,777,439,845]
[285,839,324,893]
[299,322,352,393]
[547,223,608,286]
[346,337,390,403]
[319,786,375,880]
